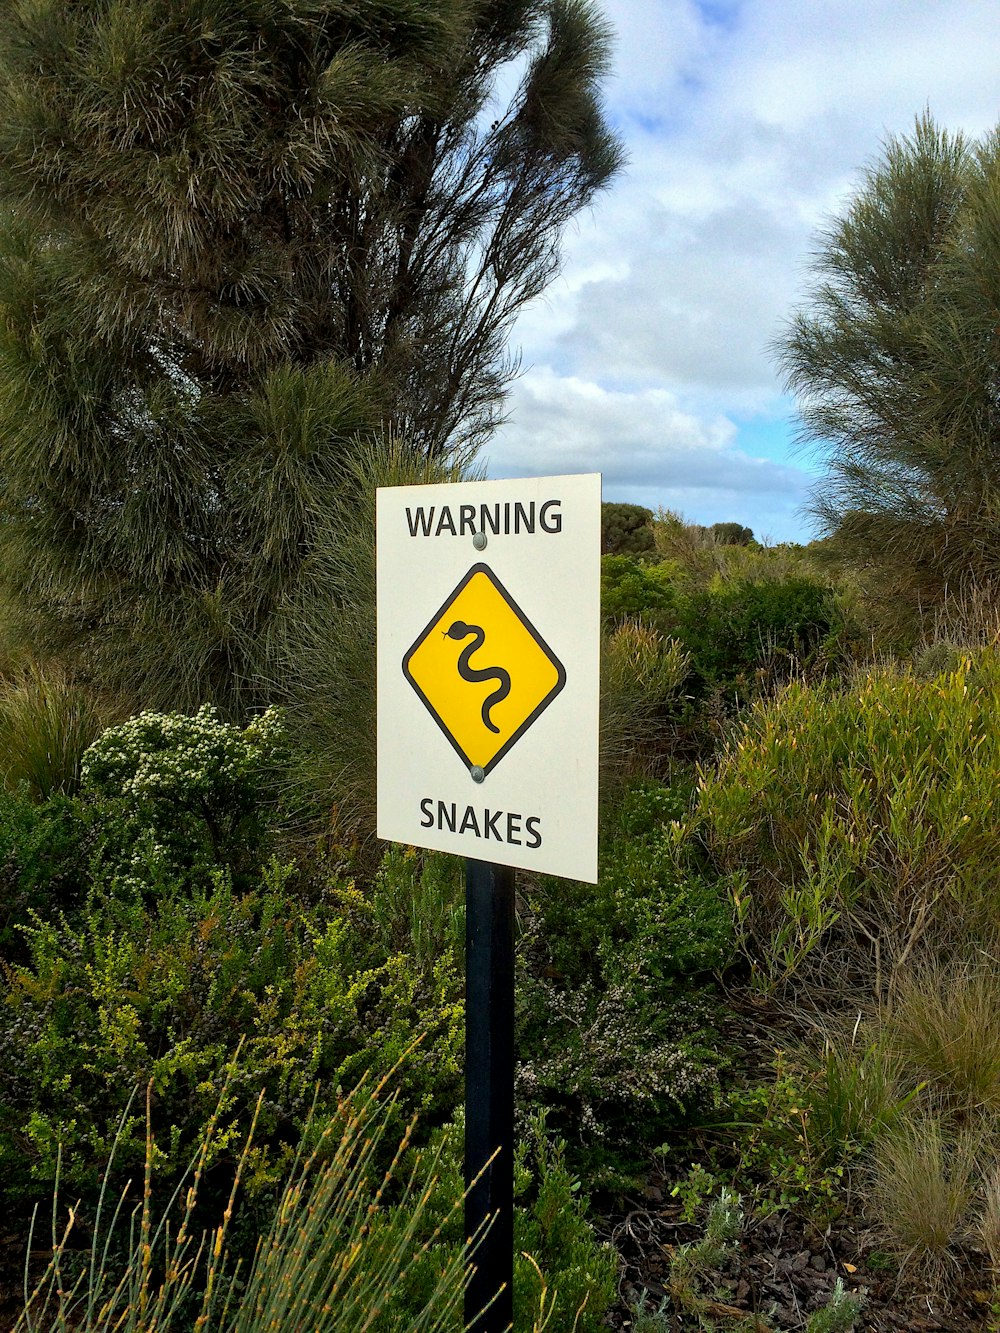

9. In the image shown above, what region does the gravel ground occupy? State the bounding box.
[594,1142,990,1330]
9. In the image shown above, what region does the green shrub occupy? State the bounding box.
[601,554,678,627]
[0,861,464,1207]
[534,781,731,987]
[517,781,732,1181]
[697,651,1000,992]
[0,788,90,961]
[650,510,832,593]
[668,1024,916,1228]
[665,1187,743,1313]
[720,1057,851,1217]
[0,704,292,961]
[19,1073,618,1333]
[368,847,464,973]
[674,577,840,695]
[511,1113,618,1331]
[806,1281,864,1333]
[393,1107,618,1332]
[601,558,841,714]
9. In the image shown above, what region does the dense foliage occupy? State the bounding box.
[698,650,1000,991]
[0,0,622,712]
[0,702,623,1330]
[778,112,1000,628]
[2,521,996,1328]
[601,552,841,700]
[518,780,733,1183]
[5,54,1000,1325]
[601,501,655,555]
[0,711,466,1205]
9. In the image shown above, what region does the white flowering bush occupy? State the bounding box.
[81,704,284,801]
[80,704,287,892]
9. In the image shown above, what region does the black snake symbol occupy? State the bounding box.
[445,620,511,734]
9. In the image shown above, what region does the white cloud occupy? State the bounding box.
[553,198,806,406]
[482,368,811,534]
[486,1,1000,541]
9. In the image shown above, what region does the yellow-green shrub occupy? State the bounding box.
[0,861,464,1204]
[600,619,689,783]
[697,652,1000,991]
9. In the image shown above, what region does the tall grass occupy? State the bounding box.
[867,1109,981,1282]
[0,661,117,801]
[975,1159,1000,1279]
[16,1069,485,1333]
[882,959,1000,1112]
[804,1029,916,1160]
[600,619,688,788]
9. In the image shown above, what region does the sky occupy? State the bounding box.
[479,0,1000,543]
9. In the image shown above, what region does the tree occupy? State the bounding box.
[776,113,1000,629]
[601,502,654,555]
[709,522,753,547]
[0,0,623,712]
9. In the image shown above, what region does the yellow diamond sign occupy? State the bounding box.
[402,562,566,778]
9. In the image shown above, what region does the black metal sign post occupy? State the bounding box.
[464,856,516,1333]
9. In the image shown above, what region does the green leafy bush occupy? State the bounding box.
[518,781,732,1182]
[535,781,731,985]
[674,577,840,695]
[368,846,464,973]
[601,554,679,627]
[0,788,90,961]
[393,1107,618,1332]
[17,1071,475,1333]
[19,1078,617,1333]
[697,651,1000,991]
[0,861,464,1206]
[0,704,292,960]
[602,557,841,708]
[512,1112,619,1330]
[720,1058,850,1217]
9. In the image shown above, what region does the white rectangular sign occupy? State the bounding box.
[376,473,600,882]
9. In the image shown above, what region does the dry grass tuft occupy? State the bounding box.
[867,1110,979,1281]
[0,659,119,801]
[883,959,1000,1111]
[974,1158,1000,1279]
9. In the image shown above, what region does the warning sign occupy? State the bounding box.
[402,564,565,778]
[376,473,600,882]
